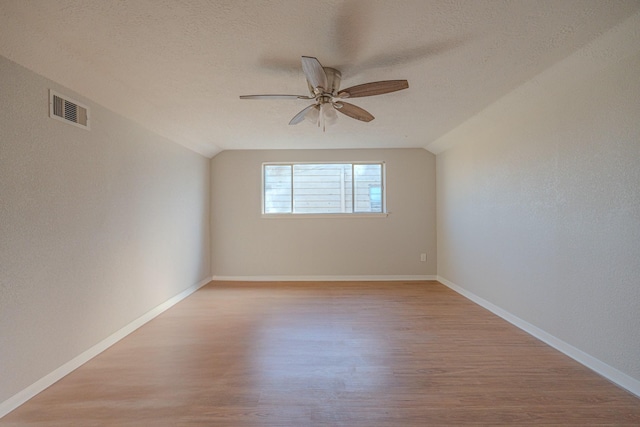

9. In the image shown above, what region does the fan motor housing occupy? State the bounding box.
[308,67,341,96]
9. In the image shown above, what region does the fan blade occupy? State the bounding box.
[240,94,312,100]
[338,80,408,98]
[334,102,374,122]
[301,56,328,91]
[289,104,319,125]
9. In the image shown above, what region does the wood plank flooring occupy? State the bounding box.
[2,281,639,426]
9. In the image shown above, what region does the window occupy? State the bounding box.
[263,162,385,215]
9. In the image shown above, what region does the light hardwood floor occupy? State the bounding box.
[2,281,639,426]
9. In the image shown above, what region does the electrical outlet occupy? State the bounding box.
[420,253,427,262]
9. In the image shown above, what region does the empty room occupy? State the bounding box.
[1,1,639,425]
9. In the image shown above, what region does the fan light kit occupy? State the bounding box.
[240,56,409,131]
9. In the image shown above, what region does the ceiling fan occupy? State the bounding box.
[240,56,408,130]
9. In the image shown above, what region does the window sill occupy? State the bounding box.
[261,213,389,219]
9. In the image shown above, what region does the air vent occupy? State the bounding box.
[49,90,90,130]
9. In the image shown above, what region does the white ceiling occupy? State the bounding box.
[2,0,639,157]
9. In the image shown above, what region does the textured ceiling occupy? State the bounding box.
[1,0,639,157]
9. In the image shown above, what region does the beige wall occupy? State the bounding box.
[0,56,211,404]
[435,13,640,384]
[211,149,436,278]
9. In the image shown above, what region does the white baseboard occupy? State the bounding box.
[436,275,640,399]
[212,275,437,282]
[0,276,213,419]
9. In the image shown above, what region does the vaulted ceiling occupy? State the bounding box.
[2,0,639,157]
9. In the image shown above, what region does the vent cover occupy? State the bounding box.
[49,90,90,130]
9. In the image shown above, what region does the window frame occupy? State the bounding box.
[261,161,388,218]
